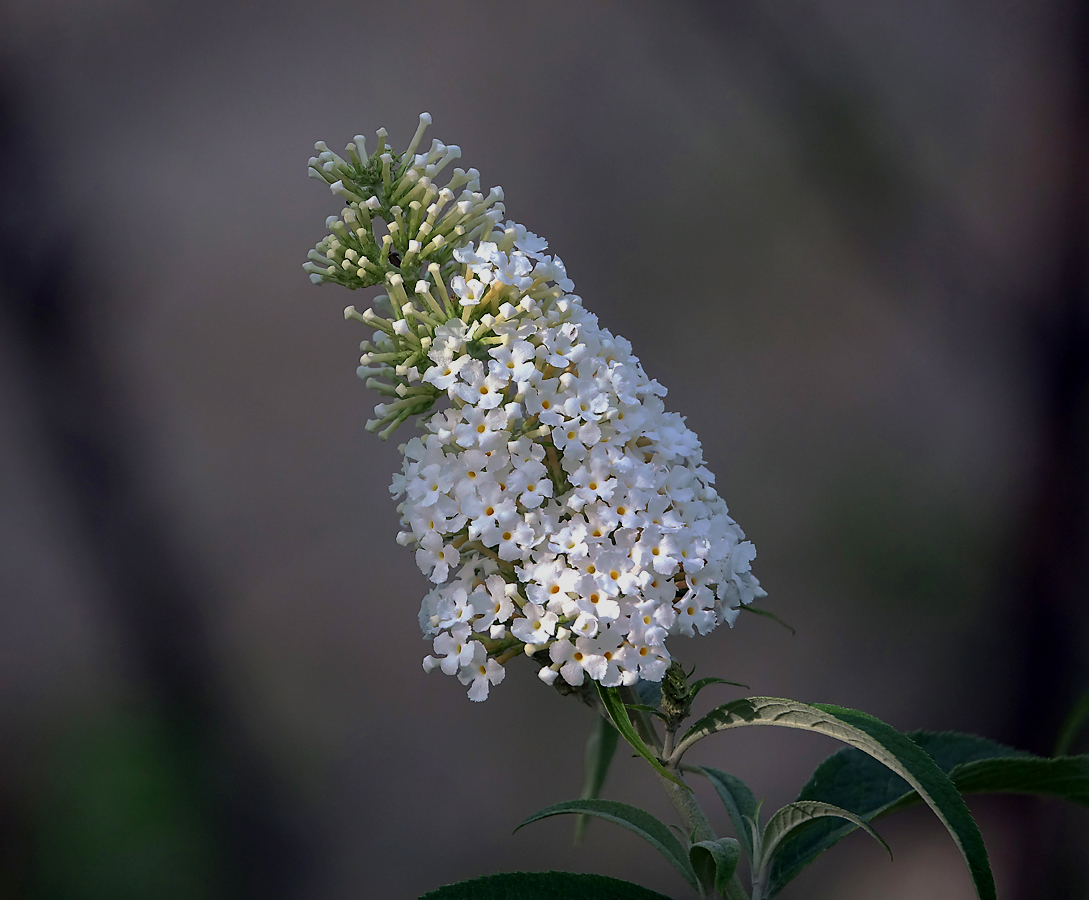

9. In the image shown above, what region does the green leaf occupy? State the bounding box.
[951,755,1089,804]
[688,766,758,863]
[625,703,667,718]
[756,801,889,897]
[418,870,676,899]
[575,717,619,844]
[673,699,995,900]
[597,684,689,791]
[738,605,796,635]
[515,799,698,889]
[1055,688,1089,756]
[689,838,740,897]
[766,731,1089,896]
[689,678,749,702]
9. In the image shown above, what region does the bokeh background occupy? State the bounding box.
[1,2,1087,898]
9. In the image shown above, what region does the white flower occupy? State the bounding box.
[453,406,509,450]
[510,603,558,644]
[435,586,476,629]
[457,642,506,701]
[428,320,472,365]
[415,532,460,583]
[451,275,488,307]
[489,340,537,384]
[470,575,516,632]
[432,624,476,675]
[309,114,764,701]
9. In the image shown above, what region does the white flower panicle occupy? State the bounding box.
[307,114,765,700]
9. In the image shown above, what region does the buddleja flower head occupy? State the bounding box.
[306,114,765,700]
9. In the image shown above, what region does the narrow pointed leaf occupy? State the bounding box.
[950,755,1089,803]
[674,699,995,900]
[738,605,796,635]
[758,800,889,889]
[690,677,749,702]
[418,870,676,899]
[575,717,619,843]
[598,684,689,791]
[690,838,740,897]
[626,703,667,719]
[767,731,1088,896]
[688,766,758,863]
[515,799,698,889]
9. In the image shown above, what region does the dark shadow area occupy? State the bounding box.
[0,70,313,900]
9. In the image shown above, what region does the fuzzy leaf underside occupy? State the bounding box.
[758,800,890,891]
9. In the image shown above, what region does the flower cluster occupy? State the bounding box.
[306,115,764,700]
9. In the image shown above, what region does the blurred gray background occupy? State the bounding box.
[1,1,1087,898]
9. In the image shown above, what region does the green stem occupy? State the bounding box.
[617,687,751,900]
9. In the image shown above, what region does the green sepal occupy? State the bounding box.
[597,684,689,791]
[674,699,995,900]
[515,799,698,890]
[687,766,758,863]
[575,717,619,844]
[689,837,740,897]
[418,870,676,899]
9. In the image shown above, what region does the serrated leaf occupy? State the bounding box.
[765,731,1089,896]
[515,799,698,889]
[690,837,740,897]
[688,766,758,863]
[598,684,689,791]
[951,755,1089,804]
[575,717,620,844]
[689,678,749,702]
[418,870,676,899]
[755,801,889,897]
[673,699,995,900]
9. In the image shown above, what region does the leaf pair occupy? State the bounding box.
[689,767,888,900]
